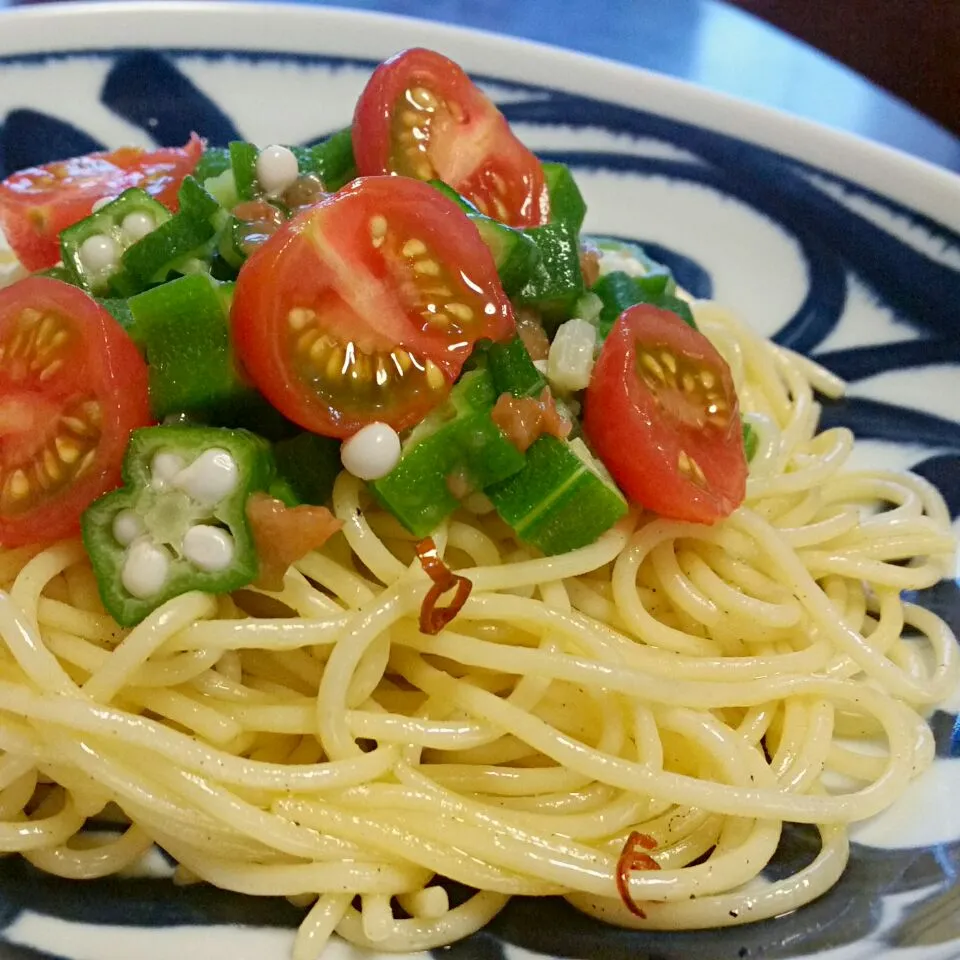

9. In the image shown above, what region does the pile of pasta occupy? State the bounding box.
[0,300,955,959]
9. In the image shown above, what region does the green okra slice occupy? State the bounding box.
[82,425,275,626]
[370,369,526,537]
[487,435,627,555]
[59,188,172,295]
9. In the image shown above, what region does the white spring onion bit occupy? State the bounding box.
[547,317,597,393]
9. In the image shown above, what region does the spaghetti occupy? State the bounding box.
[0,298,955,957]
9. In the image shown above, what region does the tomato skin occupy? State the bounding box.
[0,135,203,272]
[353,48,548,228]
[584,305,747,524]
[232,175,515,439]
[0,277,151,546]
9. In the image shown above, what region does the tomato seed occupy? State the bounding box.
[55,436,80,464]
[446,302,473,322]
[402,238,427,257]
[9,470,29,499]
[413,259,441,276]
[425,360,445,390]
[288,307,315,331]
[640,352,666,382]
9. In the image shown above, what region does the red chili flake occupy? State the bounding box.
[415,536,473,635]
[615,831,660,918]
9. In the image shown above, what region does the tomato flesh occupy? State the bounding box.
[0,277,151,546]
[232,175,515,439]
[584,305,746,524]
[353,48,548,227]
[0,135,203,272]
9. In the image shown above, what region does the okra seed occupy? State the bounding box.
[151,451,187,491]
[340,422,401,481]
[256,144,300,198]
[182,525,235,572]
[91,195,117,213]
[78,234,120,275]
[120,211,156,243]
[121,539,172,599]
[112,508,145,547]
[172,449,239,506]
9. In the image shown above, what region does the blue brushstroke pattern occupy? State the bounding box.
[506,95,960,345]
[818,398,960,449]
[100,50,240,147]
[536,148,849,354]
[911,454,960,518]
[928,711,960,759]
[0,110,104,178]
[815,342,960,382]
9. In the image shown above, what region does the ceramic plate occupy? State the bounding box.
[1,3,959,959]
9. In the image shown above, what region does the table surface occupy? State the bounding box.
[3,0,960,177]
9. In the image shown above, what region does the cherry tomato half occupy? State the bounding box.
[353,48,548,228]
[0,277,151,546]
[0,135,203,272]
[584,305,747,524]
[231,175,516,438]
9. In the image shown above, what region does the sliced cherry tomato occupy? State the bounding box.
[0,134,203,272]
[0,277,151,546]
[583,305,746,524]
[232,175,515,439]
[353,48,548,228]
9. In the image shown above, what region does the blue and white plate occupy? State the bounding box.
[1,3,959,958]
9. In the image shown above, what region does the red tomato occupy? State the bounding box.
[0,134,203,272]
[353,48,548,228]
[232,175,515,438]
[584,305,747,524]
[0,277,151,546]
